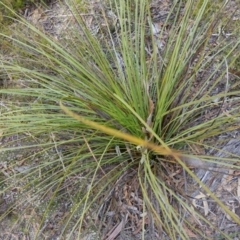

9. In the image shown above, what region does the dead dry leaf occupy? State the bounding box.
[193,192,209,216]
[222,169,235,192]
[106,214,128,240]
[238,177,240,201]
[183,225,198,238]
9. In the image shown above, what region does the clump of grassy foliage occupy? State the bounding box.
[0,0,240,239]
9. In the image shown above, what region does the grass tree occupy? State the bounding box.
[0,0,240,239]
